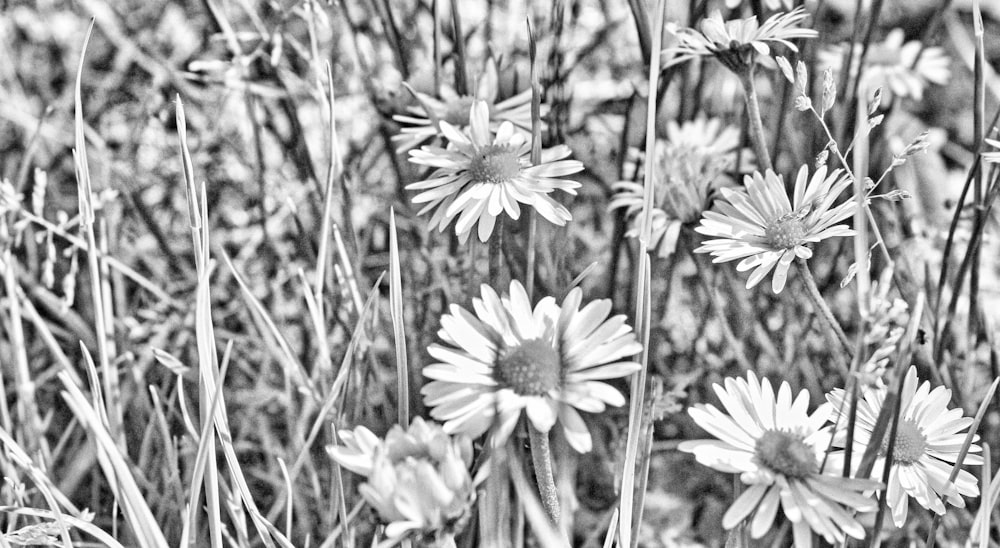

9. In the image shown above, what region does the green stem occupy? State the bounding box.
[527,424,560,526]
[738,64,773,173]
[796,258,852,366]
[488,217,504,287]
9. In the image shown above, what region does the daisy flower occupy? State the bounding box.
[610,117,743,257]
[328,417,475,545]
[407,100,583,243]
[680,371,878,546]
[393,59,538,153]
[726,0,795,10]
[818,28,950,102]
[827,366,982,527]
[694,165,855,293]
[663,7,818,71]
[421,280,642,453]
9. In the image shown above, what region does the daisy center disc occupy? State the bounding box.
[469,145,521,185]
[441,96,477,126]
[764,217,807,250]
[494,338,561,396]
[755,429,818,479]
[881,418,927,464]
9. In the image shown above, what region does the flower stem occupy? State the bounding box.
[489,217,504,287]
[737,64,773,173]
[527,424,561,526]
[796,258,852,364]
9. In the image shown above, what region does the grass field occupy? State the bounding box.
[1,0,999,546]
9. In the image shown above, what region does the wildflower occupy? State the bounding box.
[857,269,908,386]
[407,101,582,243]
[328,417,475,545]
[818,29,950,102]
[609,117,743,257]
[0,178,20,217]
[694,165,855,293]
[726,0,795,10]
[827,366,982,527]
[421,280,642,453]
[663,7,818,72]
[393,60,538,153]
[680,371,877,547]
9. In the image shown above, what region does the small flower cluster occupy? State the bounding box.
[682,367,981,546]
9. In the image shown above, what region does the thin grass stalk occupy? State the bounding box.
[389,209,409,425]
[925,377,999,548]
[852,88,872,319]
[447,0,468,95]
[373,0,409,79]
[176,98,222,548]
[526,17,541,300]
[977,443,992,545]
[59,370,169,547]
[0,429,74,548]
[433,0,441,94]
[1,250,44,458]
[626,0,651,67]
[314,62,343,325]
[619,2,665,545]
[970,0,986,348]
[73,20,123,446]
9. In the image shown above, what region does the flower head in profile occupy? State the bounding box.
[663,7,818,71]
[421,280,642,453]
[726,0,795,10]
[407,101,582,243]
[610,117,744,257]
[827,366,982,527]
[393,59,539,153]
[328,417,475,545]
[818,29,950,102]
[680,372,878,547]
[694,165,855,293]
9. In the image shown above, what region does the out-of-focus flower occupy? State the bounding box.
[663,7,818,71]
[982,138,1000,164]
[407,101,582,243]
[857,268,908,386]
[609,117,744,257]
[393,60,538,153]
[694,165,855,293]
[328,417,475,546]
[818,29,950,102]
[421,280,642,453]
[827,366,982,527]
[726,0,795,10]
[680,371,878,546]
[0,179,21,218]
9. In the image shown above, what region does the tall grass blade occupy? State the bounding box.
[389,208,409,425]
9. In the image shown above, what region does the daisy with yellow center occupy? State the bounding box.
[680,372,878,546]
[407,101,583,243]
[826,366,982,527]
[328,418,475,546]
[818,28,950,102]
[393,59,539,153]
[610,117,743,257]
[421,280,642,453]
[694,165,855,293]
